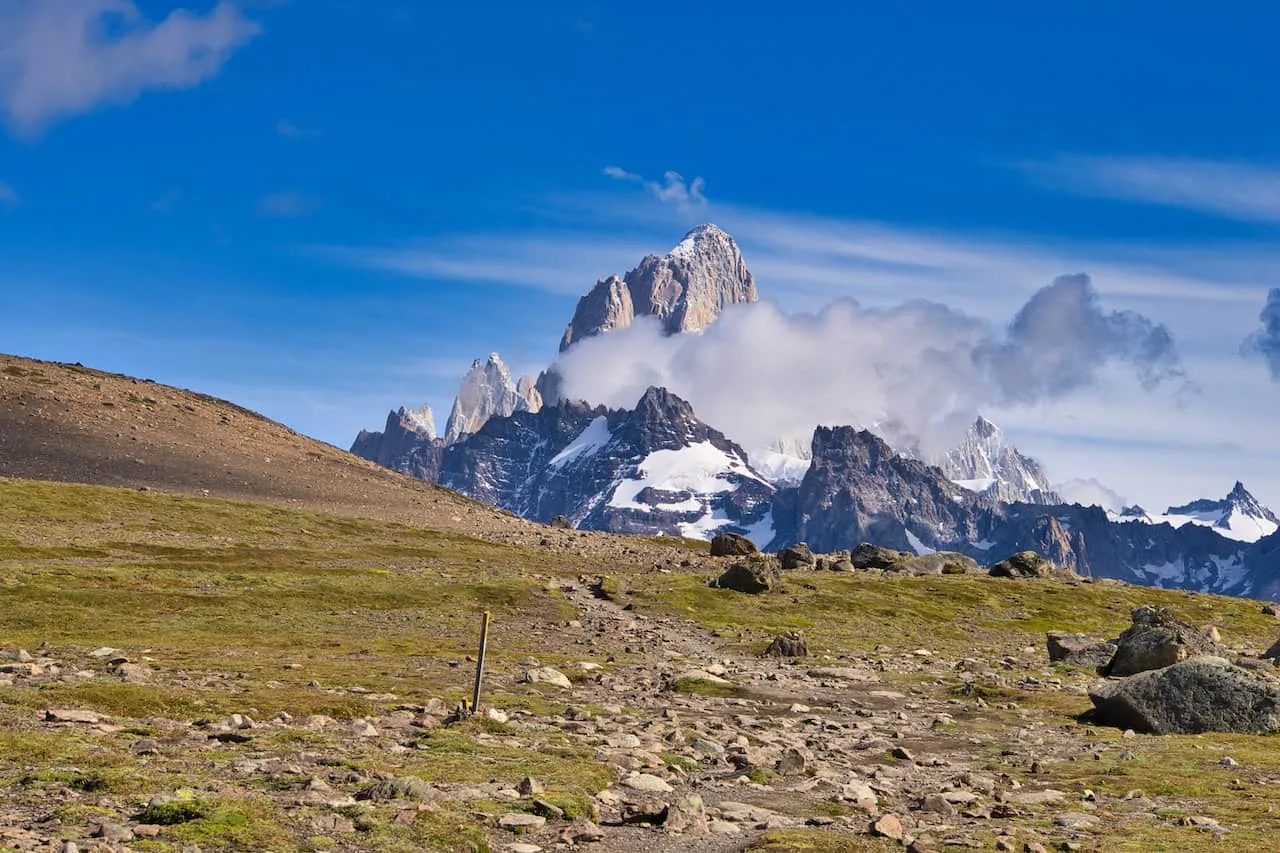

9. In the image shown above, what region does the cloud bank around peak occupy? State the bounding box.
[1241,288,1280,380]
[552,274,1190,458]
[0,0,260,135]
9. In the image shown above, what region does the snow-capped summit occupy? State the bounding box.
[1153,482,1280,543]
[938,416,1061,505]
[559,223,758,351]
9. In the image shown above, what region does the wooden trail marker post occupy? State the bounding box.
[471,610,491,715]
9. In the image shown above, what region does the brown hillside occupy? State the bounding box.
[0,352,530,539]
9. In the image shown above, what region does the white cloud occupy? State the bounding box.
[602,165,641,182]
[258,191,317,218]
[1025,154,1280,223]
[0,181,18,207]
[0,0,260,135]
[602,165,708,212]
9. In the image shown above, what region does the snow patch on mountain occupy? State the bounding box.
[548,416,611,468]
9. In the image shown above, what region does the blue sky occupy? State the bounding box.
[3,1,1280,509]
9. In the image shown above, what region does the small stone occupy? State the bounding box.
[920,794,955,815]
[524,667,572,689]
[498,813,546,832]
[93,823,134,843]
[891,746,914,761]
[517,776,544,796]
[44,709,104,724]
[870,813,904,840]
[351,719,378,737]
[509,844,543,853]
[1219,756,1239,767]
[776,747,807,776]
[621,773,673,793]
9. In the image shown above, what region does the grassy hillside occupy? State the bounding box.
[2,478,1280,851]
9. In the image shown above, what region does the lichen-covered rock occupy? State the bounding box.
[989,551,1056,579]
[778,543,815,570]
[1101,605,1222,677]
[852,543,913,570]
[1089,657,1280,734]
[714,556,779,594]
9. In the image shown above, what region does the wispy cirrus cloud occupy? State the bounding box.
[0,0,260,136]
[276,118,320,140]
[258,191,318,218]
[1024,154,1280,223]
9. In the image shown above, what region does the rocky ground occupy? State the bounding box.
[4,532,1280,852]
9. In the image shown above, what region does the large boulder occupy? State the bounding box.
[1101,605,1223,677]
[1046,632,1118,669]
[1262,636,1280,662]
[763,631,808,658]
[852,543,913,570]
[710,532,759,558]
[714,556,779,594]
[988,551,1056,578]
[1089,657,1280,734]
[900,552,980,576]
[778,543,815,571]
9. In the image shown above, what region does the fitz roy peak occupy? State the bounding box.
[559,224,758,351]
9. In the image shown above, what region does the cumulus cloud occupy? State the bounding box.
[1055,478,1129,513]
[603,165,708,212]
[976,274,1189,401]
[1241,288,1280,380]
[553,274,1189,459]
[0,0,260,135]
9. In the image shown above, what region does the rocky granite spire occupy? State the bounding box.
[558,224,757,352]
[443,353,542,444]
[939,416,1060,505]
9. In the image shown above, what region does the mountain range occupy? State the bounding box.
[351,224,1280,599]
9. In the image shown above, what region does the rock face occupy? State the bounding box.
[438,387,775,543]
[1101,606,1223,677]
[1089,657,1280,734]
[559,224,757,352]
[349,406,445,481]
[443,353,542,444]
[940,417,1062,505]
[771,427,996,555]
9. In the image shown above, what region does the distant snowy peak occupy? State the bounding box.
[1155,482,1280,543]
[939,416,1060,505]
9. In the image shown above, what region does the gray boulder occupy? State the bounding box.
[1262,636,1280,662]
[989,551,1056,578]
[1046,632,1118,669]
[778,543,815,570]
[1089,657,1280,734]
[1101,605,1222,677]
[900,552,980,576]
[852,543,913,570]
[714,556,778,594]
[710,532,759,557]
